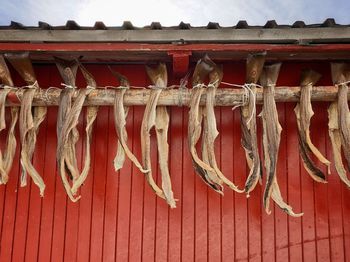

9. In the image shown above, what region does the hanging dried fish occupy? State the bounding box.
[70,61,99,195]
[329,63,350,188]
[5,53,47,196]
[55,58,81,201]
[241,54,264,196]
[203,60,242,192]
[140,63,176,207]
[55,57,79,182]
[188,56,223,193]
[108,67,148,173]
[294,69,330,183]
[328,103,350,187]
[55,58,98,200]
[201,112,223,191]
[0,55,19,184]
[260,63,303,217]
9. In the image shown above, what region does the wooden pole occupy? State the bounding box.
[4,85,347,107]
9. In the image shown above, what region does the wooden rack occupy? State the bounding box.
[4,85,348,107]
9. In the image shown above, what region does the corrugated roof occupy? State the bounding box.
[0,18,349,45]
[0,18,348,30]
[0,19,349,63]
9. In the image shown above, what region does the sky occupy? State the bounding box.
[0,0,349,27]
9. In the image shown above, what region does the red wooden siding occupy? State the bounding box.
[0,61,349,262]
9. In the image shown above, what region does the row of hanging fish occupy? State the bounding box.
[0,53,349,217]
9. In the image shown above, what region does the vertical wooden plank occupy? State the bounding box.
[10,162,30,262]
[261,187,276,262]
[343,182,350,261]
[181,107,195,261]
[233,108,249,262]
[154,76,177,262]
[102,105,118,262]
[274,103,289,262]
[301,176,317,262]
[63,155,82,262]
[0,107,8,241]
[35,66,56,262]
[0,175,5,247]
[141,124,158,262]
[312,103,331,262]
[285,103,303,262]
[194,136,208,262]
[128,104,145,262]
[0,110,20,262]
[37,105,58,262]
[90,67,111,262]
[114,80,133,262]
[247,104,262,262]
[154,181,170,262]
[24,79,48,262]
[89,106,109,262]
[102,65,127,262]
[207,108,222,262]
[168,106,183,262]
[127,66,147,261]
[325,106,345,262]
[49,69,69,262]
[221,107,235,262]
[75,84,95,262]
[139,69,158,262]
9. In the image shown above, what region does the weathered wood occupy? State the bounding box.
[0,28,349,44]
[4,86,348,107]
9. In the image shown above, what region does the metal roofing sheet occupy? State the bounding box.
[0,18,348,30]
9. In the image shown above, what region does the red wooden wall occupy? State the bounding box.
[0,61,349,262]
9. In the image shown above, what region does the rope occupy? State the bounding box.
[61,83,75,89]
[15,87,23,102]
[0,84,15,90]
[335,80,350,87]
[178,86,186,106]
[244,84,256,125]
[221,81,264,89]
[22,80,38,89]
[230,83,257,126]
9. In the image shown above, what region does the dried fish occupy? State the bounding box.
[241,54,264,196]
[55,57,79,181]
[57,87,93,201]
[5,53,47,196]
[108,67,148,173]
[71,61,99,195]
[0,56,18,184]
[140,63,176,207]
[260,63,303,217]
[294,69,329,183]
[188,56,223,193]
[329,63,350,188]
[155,105,176,207]
[201,111,224,191]
[328,103,350,187]
[204,60,242,192]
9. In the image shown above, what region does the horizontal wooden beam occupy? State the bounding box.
[4,85,348,107]
[0,28,349,44]
[1,43,350,62]
[1,42,350,53]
